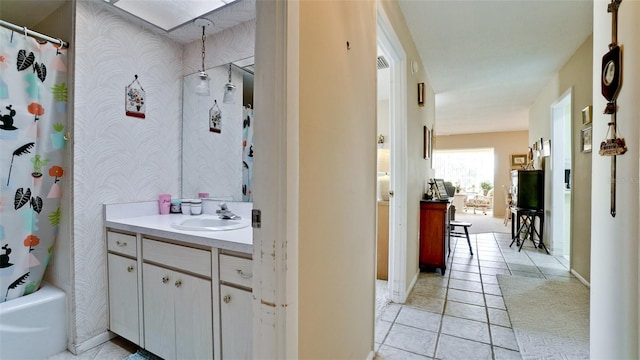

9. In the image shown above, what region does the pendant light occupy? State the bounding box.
[223,63,237,104]
[194,18,213,96]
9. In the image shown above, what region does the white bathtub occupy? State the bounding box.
[0,284,67,360]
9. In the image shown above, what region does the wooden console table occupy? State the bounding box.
[419,200,450,275]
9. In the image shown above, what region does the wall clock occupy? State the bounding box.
[601,45,621,108]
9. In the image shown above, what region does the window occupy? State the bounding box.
[433,149,494,194]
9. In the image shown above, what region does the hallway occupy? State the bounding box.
[374,231,585,359]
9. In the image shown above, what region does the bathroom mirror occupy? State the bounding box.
[182,57,254,202]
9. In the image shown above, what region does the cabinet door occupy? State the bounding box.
[220,285,253,359]
[108,254,139,345]
[419,202,447,273]
[174,272,213,360]
[143,263,176,360]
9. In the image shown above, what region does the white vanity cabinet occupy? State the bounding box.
[105,203,254,360]
[106,231,140,345]
[142,238,213,360]
[219,253,253,359]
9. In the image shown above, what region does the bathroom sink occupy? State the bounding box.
[171,216,250,231]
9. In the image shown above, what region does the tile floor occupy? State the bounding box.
[48,230,582,360]
[374,231,583,360]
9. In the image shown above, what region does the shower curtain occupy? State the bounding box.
[242,106,254,202]
[0,26,68,302]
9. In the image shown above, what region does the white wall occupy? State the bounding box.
[73,0,183,346]
[590,1,639,357]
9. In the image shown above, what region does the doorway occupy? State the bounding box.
[375,47,391,311]
[551,89,572,259]
[376,6,408,310]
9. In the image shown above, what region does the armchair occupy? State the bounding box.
[463,189,493,215]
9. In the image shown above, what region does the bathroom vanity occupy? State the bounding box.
[104,201,253,360]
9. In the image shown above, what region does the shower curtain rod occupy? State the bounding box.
[0,20,69,48]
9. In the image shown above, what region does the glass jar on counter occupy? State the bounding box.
[181,199,191,215]
[190,199,202,215]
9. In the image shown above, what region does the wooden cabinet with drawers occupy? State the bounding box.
[419,200,450,275]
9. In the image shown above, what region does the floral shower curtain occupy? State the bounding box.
[242,106,253,202]
[0,26,68,302]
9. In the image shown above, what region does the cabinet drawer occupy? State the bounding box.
[143,238,211,278]
[107,231,136,257]
[220,254,252,288]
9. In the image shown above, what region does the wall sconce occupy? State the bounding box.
[223,63,237,104]
[194,18,213,96]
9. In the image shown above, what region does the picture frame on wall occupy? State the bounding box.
[423,125,434,160]
[581,105,592,125]
[430,127,434,158]
[542,139,551,157]
[510,154,527,169]
[423,125,429,159]
[581,126,592,153]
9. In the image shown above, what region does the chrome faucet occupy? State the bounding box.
[216,202,240,220]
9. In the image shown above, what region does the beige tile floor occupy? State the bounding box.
[49,230,579,360]
[374,231,582,360]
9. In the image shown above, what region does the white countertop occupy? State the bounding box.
[104,200,253,254]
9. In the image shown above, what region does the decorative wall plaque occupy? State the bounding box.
[125,75,145,119]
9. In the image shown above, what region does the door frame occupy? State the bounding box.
[377,6,409,303]
[550,88,572,258]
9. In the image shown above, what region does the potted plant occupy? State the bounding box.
[31,155,49,179]
[480,181,493,196]
[51,83,67,113]
[51,123,65,149]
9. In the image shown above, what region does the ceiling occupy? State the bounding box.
[398,0,593,135]
[0,0,255,44]
[103,0,256,44]
[2,0,592,136]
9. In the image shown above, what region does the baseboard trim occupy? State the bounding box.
[71,331,114,355]
[570,269,590,288]
[366,350,375,360]
[399,269,419,303]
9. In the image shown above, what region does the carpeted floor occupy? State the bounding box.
[453,210,510,234]
[497,275,590,359]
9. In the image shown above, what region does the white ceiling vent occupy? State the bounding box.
[377,56,389,70]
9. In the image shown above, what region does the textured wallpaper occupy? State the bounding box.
[73,0,184,343]
[66,0,256,347]
[182,18,255,77]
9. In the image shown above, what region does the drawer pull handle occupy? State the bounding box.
[116,241,127,247]
[127,265,134,272]
[175,280,182,288]
[236,269,252,279]
[162,276,170,284]
[223,295,231,303]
